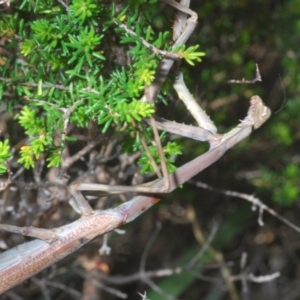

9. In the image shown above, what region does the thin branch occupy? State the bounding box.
[188,221,219,267]
[114,21,181,60]
[227,64,262,84]
[62,140,102,171]
[0,77,70,90]
[45,280,82,299]
[191,180,300,233]
[73,268,128,299]
[140,222,162,272]
[138,291,150,300]
[230,272,280,283]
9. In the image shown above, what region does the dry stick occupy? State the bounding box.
[138,291,150,300]
[62,139,102,171]
[233,252,279,294]
[230,271,280,284]
[0,97,270,294]
[196,64,262,112]
[140,222,162,272]
[94,260,220,292]
[227,64,262,84]
[191,180,300,234]
[145,277,175,300]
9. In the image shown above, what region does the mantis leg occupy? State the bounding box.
[69,183,94,215]
[0,186,94,243]
[77,97,270,198]
[172,0,191,42]
[173,72,218,134]
[117,97,271,224]
[0,98,270,295]
[162,0,198,47]
[143,0,198,102]
[0,224,56,242]
[146,116,215,142]
[142,0,199,192]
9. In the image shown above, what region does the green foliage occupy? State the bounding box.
[0,0,206,172]
[46,150,62,168]
[18,145,34,169]
[18,106,44,135]
[115,101,155,123]
[173,44,206,66]
[70,0,100,25]
[0,140,12,174]
[17,106,61,168]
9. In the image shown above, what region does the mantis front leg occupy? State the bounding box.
[93,96,271,223]
[143,0,198,102]
[173,72,217,134]
[141,0,199,193]
[77,96,270,197]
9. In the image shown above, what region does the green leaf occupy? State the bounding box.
[0,140,12,174]
[174,44,206,66]
[47,151,62,167]
[18,146,35,169]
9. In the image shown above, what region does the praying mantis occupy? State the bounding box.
[0,0,271,295]
[0,95,271,294]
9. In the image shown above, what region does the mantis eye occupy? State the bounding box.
[250,96,271,129]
